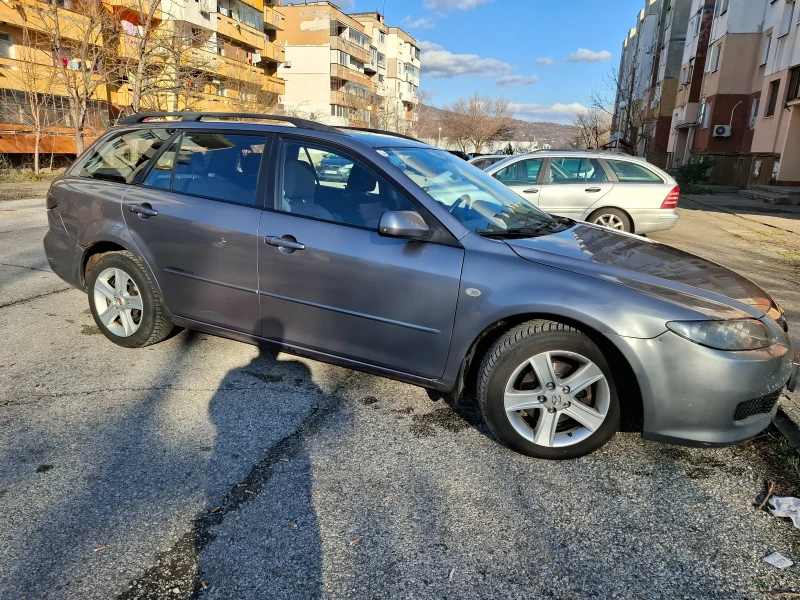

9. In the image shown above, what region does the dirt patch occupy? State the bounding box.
[360,396,379,406]
[80,325,101,336]
[409,407,472,438]
[35,464,53,473]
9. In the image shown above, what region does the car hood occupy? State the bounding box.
[506,223,773,319]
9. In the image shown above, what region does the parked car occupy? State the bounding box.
[447,150,469,161]
[485,150,680,234]
[44,113,798,460]
[468,155,509,170]
[317,152,353,183]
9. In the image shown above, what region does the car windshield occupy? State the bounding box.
[380,147,557,235]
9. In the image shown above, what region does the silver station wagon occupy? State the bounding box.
[43,113,798,460]
[485,151,680,234]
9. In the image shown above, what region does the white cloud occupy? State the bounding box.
[401,16,436,29]
[496,75,539,87]
[423,0,489,9]
[510,102,588,124]
[565,48,612,63]
[536,57,555,66]
[419,41,512,78]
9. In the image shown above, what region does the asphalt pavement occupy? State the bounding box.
[2,196,800,600]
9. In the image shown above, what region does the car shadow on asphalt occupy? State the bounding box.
[117,319,331,599]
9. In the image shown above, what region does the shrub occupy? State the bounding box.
[676,157,714,187]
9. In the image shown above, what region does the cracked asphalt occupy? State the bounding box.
[2,196,800,600]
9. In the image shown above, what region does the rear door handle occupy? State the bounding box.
[585,188,602,193]
[523,188,539,194]
[265,236,305,251]
[128,203,158,217]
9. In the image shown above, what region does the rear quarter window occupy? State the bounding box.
[606,159,663,183]
[77,128,174,184]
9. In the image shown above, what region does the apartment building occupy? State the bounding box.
[276,2,419,132]
[751,0,800,185]
[0,0,286,156]
[668,0,716,168]
[642,0,692,166]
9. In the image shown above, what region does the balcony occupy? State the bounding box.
[0,0,99,44]
[262,40,285,63]
[262,75,285,95]
[399,90,418,104]
[104,0,162,20]
[216,53,264,81]
[330,90,371,110]
[330,36,369,63]
[216,12,263,49]
[264,5,284,30]
[330,64,372,88]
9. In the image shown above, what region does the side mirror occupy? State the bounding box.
[379,210,430,239]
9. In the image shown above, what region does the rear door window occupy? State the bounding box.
[606,159,663,183]
[78,128,174,183]
[143,131,266,206]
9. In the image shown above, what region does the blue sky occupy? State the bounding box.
[336,0,645,123]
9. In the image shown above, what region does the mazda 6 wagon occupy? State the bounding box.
[43,113,799,459]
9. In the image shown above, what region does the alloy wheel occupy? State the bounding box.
[93,267,143,337]
[593,214,626,230]
[503,351,610,447]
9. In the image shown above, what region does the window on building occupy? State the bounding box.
[170,132,265,206]
[79,129,175,184]
[761,34,772,66]
[703,101,713,128]
[766,79,781,116]
[778,0,797,37]
[749,98,761,129]
[717,0,730,15]
[787,66,800,104]
[277,141,414,229]
[378,31,385,44]
[707,43,722,72]
[0,33,13,59]
[694,12,701,36]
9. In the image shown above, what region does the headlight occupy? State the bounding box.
[767,301,789,332]
[667,319,776,351]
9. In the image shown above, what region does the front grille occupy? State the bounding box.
[733,390,782,421]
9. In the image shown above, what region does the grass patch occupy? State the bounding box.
[0,171,63,184]
[779,251,800,267]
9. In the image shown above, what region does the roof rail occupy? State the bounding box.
[336,126,421,142]
[118,112,344,134]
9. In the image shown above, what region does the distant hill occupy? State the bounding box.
[418,104,577,149]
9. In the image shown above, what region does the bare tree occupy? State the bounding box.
[570,108,612,150]
[442,93,514,154]
[24,0,119,153]
[115,0,162,115]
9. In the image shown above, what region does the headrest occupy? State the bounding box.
[284,160,317,199]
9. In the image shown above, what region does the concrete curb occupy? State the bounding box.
[773,408,800,451]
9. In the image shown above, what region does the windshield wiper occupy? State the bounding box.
[478,217,573,238]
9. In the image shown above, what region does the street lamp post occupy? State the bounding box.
[367,104,373,128]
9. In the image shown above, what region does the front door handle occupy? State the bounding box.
[585,187,602,193]
[129,203,158,217]
[523,188,539,194]
[265,235,305,251]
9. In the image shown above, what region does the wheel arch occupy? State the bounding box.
[80,239,164,304]
[456,312,643,428]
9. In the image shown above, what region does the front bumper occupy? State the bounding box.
[613,330,796,447]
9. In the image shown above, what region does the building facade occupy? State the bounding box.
[276,2,419,132]
[614,0,800,187]
[0,0,286,156]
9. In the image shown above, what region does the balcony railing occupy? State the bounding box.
[330,64,372,88]
[104,0,162,20]
[0,1,100,44]
[264,5,284,30]
[262,40,285,63]
[330,90,371,110]
[216,12,263,49]
[330,36,369,63]
[262,75,285,95]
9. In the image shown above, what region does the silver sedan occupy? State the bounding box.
[484,150,680,234]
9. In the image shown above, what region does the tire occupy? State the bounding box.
[477,320,620,459]
[588,207,632,232]
[86,250,174,348]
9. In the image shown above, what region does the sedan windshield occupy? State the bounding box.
[380,147,559,236]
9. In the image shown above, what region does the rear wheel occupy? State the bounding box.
[87,250,174,348]
[477,320,620,459]
[588,207,632,232]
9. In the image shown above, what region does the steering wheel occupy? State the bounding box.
[449,194,473,214]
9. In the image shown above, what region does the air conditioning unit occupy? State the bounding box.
[713,124,732,138]
[283,60,292,68]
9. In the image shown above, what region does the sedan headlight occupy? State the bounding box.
[667,319,776,351]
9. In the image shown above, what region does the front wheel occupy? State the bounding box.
[477,320,620,459]
[87,250,175,348]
